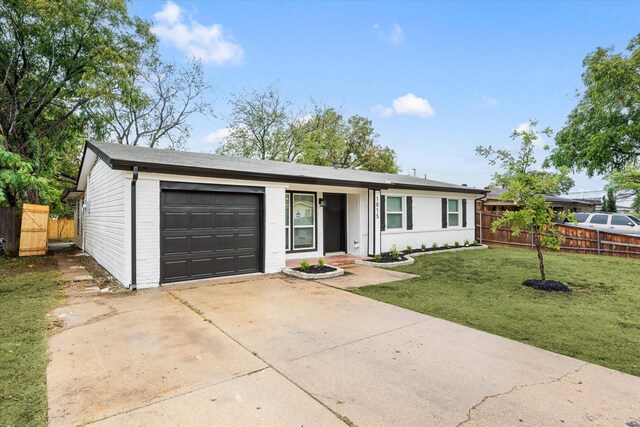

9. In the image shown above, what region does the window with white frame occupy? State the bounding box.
[386,196,403,229]
[448,199,460,227]
[286,192,316,251]
[285,193,290,250]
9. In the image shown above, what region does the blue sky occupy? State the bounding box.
[130,0,640,196]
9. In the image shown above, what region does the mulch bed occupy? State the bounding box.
[404,243,482,254]
[294,265,337,274]
[365,253,409,263]
[522,279,571,292]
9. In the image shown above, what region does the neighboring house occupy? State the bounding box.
[64,141,486,289]
[477,189,597,214]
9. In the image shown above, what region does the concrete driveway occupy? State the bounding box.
[48,272,640,426]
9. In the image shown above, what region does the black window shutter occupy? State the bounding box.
[441,198,448,228]
[380,195,386,231]
[406,196,413,230]
[462,199,468,228]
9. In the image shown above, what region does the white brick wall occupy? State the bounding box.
[133,178,160,289]
[380,191,477,252]
[264,187,286,273]
[83,159,127,285]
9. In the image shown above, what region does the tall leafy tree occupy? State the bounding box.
[550,33,640,176]
[217,87,300,161]
[298,107,399,173]
[477,120,571,283]
[89,52,213,149]
[217,87,399,173]
[0,0,153,207]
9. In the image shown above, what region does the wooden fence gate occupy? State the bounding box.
[19,204,50,256]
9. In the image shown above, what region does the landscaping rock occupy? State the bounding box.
[282,265,344,279]
[522,279,571,292]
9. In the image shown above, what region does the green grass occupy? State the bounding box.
[352,247,640,376]
[0,256,63,427]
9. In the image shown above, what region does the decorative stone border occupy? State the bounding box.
[355,256,415,268]
[354,245,489,268]
[409,244,488,257]
[282,265,345,279]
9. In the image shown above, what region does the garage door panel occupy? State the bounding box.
[191,212,213,229]
[214,212,235,228]
[214,193,236,206]
[191,235,215,253]
[163,212,189,230]
[163,236,189,255]
[163,260,189,281]
[160,188,262,283]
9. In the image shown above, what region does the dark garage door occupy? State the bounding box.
[160,185,262,283]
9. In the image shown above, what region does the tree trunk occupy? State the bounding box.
[534,230,546,283]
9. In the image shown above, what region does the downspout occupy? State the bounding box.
[131,166,139,290]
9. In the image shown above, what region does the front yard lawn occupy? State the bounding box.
[352,247,640,376]
[0,256,63,427]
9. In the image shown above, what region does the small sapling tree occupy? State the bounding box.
[476,120,571,283]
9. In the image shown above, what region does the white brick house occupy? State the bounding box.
[65,141,486,289]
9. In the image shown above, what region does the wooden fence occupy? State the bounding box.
[476,210,640,259]
[18,204,49,256]
[48,218,75,240]
[0,206,21,255]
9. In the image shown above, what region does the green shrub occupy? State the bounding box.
[406,245,412,253]
[318,258,325,267]
[443,243,450,249]
[300,260,310,272]
[390,246,401,261]
[474,239,480,245]
[421,243,427,251]
[432,242,438,249]
[464,239,470,246]
[454,241,460,247]
[373,254,382,262]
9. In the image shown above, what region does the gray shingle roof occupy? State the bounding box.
[87,141,485,194]
[486,188,597,205]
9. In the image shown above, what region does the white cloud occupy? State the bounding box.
[374,23,405,45]
[515,122,546,148]
[481,96,499,107]
[392,93,435,117]
[152,1,244,65]
[203,127,231,144]
[373,93,435,118]
[371,105,394,118]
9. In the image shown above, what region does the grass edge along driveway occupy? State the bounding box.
[0,256,64,427]
[352,247,640,377]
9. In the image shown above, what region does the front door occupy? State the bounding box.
[323,193,347,254]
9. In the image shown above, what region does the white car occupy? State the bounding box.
[566,213,640,237]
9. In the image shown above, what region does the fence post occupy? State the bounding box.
[531,228,534,249]
[479,211,483,244]
[596,230,601,255]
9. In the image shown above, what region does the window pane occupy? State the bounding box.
[285,194,290,226]
[293,194,314,226]
[294,227,314,249]
[285,227,290,250]
[448,199,459,213]
[573,213,589,223]
[629,215,640,225]
[611,215,631,226]
[448,213,459,227]
[589,215,608,225]
[387,213,402,229]
[387,196,402,212]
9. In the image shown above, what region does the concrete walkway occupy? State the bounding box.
[48,271,640,426]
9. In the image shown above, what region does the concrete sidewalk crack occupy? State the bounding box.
[456,362,589,426]
[288,319,428,363]
[169,291,357,427]
[86,366,270,424]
